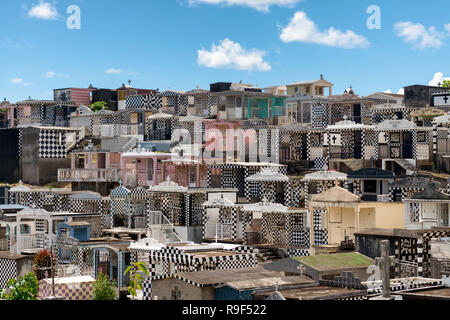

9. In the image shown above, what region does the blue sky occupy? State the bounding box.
[1,0,450,102]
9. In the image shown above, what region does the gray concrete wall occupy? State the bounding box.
[20,127,71,185]
[101,137,135,153]
[36,158,71,185]
[152,277,215,300]
[355,234,396,259]
[21,127,40,185]
[72,215,102,238]
[174,226,204,244]
[72,182,111,196]
[70,117,92,135]
[17,256,34,278]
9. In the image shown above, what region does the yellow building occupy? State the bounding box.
[286,78,333,97]
[309,184,405,255]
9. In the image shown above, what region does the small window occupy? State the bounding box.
[363,180,377,194]
[417,132,427,143]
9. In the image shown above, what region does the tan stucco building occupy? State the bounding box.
[309,184,405,254]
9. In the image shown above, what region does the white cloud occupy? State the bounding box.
[28,2,59,20]
[429,72,450,86]
[10,78,24,84]
[446,24,450,34]
[45,71,67,78]
[385,88,405,95]
[394,22,446,49]
[280,11,370,49]
[188,0,300,12]
[10,78,33,86]
[105,68,123,74]
[197,39,271,72]
[45,71,56,78]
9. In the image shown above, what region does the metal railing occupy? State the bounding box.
[277,116,297,125]
[0,238,9,251]
[147,211,182,243]
[204,224,233,241]
[58,168,121,182]
[16,234,37,251]
[134,216,147,229]
[377,194,390,202]
[92,124,143,137]
[121,136,137,152]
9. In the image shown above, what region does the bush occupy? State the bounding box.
[0,273,38,300]
[93,272,117,300]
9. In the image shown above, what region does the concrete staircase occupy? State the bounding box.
[148,211,183,244]
[393,159,416,174]
[333,159,364,172]
[255,247,279,262]
[117,232,133,241]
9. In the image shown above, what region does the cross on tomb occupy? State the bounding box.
[172,286,182,300]
[334,179,340,187]
[297,264,306,276]
[376,240,395,299]
[332,135,337,144]
[444,96,449,104]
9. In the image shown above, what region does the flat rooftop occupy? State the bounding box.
[294,252,374,272]
[172,266,312,287]
[258,286,366,300]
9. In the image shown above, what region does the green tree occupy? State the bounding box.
[124,262,149,299]
[443,80,450,88]
[92,272,117,300]
[89,101,109,112]
[0,273,38,300]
